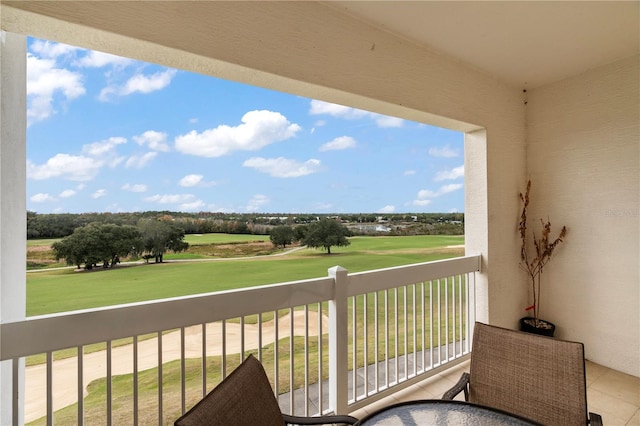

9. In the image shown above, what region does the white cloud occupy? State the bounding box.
[412,199,432,207]
[179,174,204,187]
[28,136,129,182]
[133,130,170,152]
[91,189,106,199]
[74,50,134,68]
[144,194,197,204]
[30,40,80,59]
[434,165,464,181]
[81,137,127,157]
[179,200,206,212]
[143,194,206,212]
[59,189,76,198]
[243,157,322,178]
[429,145,459,158]
[178,174,217,188]
[246,194,270,212]
[27,54,85,125]
[31,193,56,203]
[412,183,463,206]
[27,154,102,181]
[122,183,147,192]
[404,170,416,176]
[310,100,369,119]
[309,100,404,128]
[439,183,464,194]
[125,152,157,169]
[99,69,177,101]
[319,136,357,152]
[175,110,301,157]
[378,205,396,214]
[374,115,404,128]
[417,189,438,199]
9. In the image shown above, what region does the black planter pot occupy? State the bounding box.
[519,317,556,337]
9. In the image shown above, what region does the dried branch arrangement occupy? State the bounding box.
[519,180,567,326]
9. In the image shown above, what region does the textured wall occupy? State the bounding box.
[527,55,640,376]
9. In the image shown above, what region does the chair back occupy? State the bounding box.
[469,322,589,426]
[175,354,284,426]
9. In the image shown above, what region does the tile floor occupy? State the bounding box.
[350,360,640,425]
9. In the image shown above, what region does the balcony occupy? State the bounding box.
[3,255,638,425]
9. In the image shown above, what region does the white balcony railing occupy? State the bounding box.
[1,255,481,425]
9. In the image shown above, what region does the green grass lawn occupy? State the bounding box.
[27,235,463,316]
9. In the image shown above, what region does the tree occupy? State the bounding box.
[270,225,294,248]
[303,218,351,254]
[293,224,308,242]
[52,223,143,269]
[138,218,189,263]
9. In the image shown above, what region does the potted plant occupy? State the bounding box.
[518,180,567,337]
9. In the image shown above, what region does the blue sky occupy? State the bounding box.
[26,37,464,215]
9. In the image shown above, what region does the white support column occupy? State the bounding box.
[0,31,27,426]
[328,265,349,415]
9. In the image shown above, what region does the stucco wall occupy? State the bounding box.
[527,56,640,377]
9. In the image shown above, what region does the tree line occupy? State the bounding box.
[28,211,463,240]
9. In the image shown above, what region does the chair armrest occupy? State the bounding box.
[588,412,603,426]
[442,372,470,401]
[283,413,359,425]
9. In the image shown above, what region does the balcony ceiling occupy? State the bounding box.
[2,1,638,91]
[327,1,639,89]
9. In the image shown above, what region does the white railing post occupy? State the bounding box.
[328,266,349,415]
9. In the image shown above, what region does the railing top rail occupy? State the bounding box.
[347,254,480,296]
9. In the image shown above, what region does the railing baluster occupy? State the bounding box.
[351,296,356,400]
[394,287,398,384]
[180,327,186,415]
[157,331,163,426]
[374,291,379,393]
[201,324,207,397]
[133,336,139,426]
[240,316,245,360]
[403,286,408,380]
[384,289,389,388]
[289,308,294,414]
[363,292,368,398]
[77,346,83,425]
[221,320,227,379]
[445,276,450,361]
[412,284,417,377]
[258,313,263,361]
[46,351,53,426]
[421,282,426,372]
[430,280,435,368]
[304,305,309,416]
[107,341,112,426]
[274,310,279,397]
[12,358,19,426]
[317,302,323,414]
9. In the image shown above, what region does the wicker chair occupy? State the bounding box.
[174,354,358,426]
[443,322,603,426]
